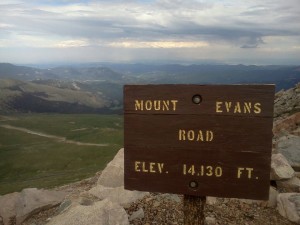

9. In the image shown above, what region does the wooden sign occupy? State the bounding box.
[124,85,275,200]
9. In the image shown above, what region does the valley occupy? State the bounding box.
[0,63,300,114]
[0,62,299,195]
[0,114,123,195]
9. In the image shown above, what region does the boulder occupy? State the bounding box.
[276,135,300,168]
[205,216,216,225]
[129,208,144,221]
[88,185,148,207]
[98,148,124,187]
[277,177,300,192]
[277,193,300,224]
[46,199,129,225]
[293,127,300,136]
[0,192,19,225]
[274,86,300,119]
[0,188,66,225]
[268,186,278,208]
[206,197,217,205]
[270,153,294,180]
[273,112,300,138]
[295,172,300,179]
[57,199,72,214]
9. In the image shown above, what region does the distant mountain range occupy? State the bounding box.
[0,63,299,114]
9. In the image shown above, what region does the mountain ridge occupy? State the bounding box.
[0,79,115,114]
[1,63,299,114]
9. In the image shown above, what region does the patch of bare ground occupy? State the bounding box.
[126,194,295,225]
[21,171,295,225]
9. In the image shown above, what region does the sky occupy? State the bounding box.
[0,0,300,65]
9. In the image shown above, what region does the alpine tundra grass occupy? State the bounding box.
[0,114,123,195]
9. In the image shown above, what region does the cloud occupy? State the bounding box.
[1,1,299,43]
[0,0,299,64]
[240,37,265,49]
[109,40,209,48]
[54,39,90,48]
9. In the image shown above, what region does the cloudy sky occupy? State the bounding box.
[0,0,300,65]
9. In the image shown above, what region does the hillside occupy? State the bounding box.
[0,63,300,113]
[101,63,300,91]
[0,63,123,82]
[0,114,123,195]
[1,83,300,225]
[0,79,113,113]
[4,80,300,224]
[29,82,300,224]
[0,63,57,80]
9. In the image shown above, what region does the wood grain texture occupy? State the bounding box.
[124,84,275,200]
[184,195,206,225]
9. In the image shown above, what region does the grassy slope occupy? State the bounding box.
[0,114,123,195]
[0,79,108,114]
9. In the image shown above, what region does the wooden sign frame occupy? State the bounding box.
[124,85,275,200]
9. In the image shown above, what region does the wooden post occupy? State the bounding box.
[184,195,206,225]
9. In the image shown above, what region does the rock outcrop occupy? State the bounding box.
[97,148,124,188]
[46,148,148,225]
[273,112,300,138]
[46,199,129,225]
[277,193,300,224]
[274,83,300,120]
[4,82,300,225]
[270,153,295,180]
[0,188,66,225]
[129,208,144,222]
[277,177,300,192]
[272,83,300,223]
[276,135,300,168]
[88,185,148,207]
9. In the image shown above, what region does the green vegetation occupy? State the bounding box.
[0,79,107,112]
[0,114,123,195]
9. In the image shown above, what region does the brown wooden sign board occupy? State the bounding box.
[124,85,275,200]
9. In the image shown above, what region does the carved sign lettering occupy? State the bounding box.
[124,85,275,200]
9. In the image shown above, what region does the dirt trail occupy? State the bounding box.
[0,124,109,147]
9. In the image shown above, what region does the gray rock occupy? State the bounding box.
[129,208,144,221]
[273,112,300,139]
[268,186,278,208]
[277,177,300,192]
[98,148,124,188]
[46,199,129,225]
[274,86,300,119]
[0,192,19,225]
[277,193,300,223]
[0,188,66,225]
[295,172,300,179]
[88,185,148,207]
[205,216,216,225]
[57,200,72,214]
[270,153,294,180]
[78,197,93,206]
[277,135,300,168]
[206,197,217,205]
[153,201,160,208]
